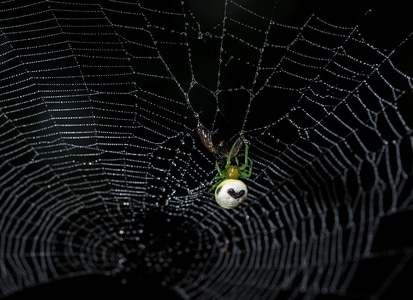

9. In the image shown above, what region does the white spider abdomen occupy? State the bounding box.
[215,179,248,209]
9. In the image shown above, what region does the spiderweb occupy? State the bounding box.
[1,0,413,299]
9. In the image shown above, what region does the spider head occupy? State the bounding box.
[226,165,239,179]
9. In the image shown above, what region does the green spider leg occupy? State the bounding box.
[236,143,253,179]
[207,153,231,193]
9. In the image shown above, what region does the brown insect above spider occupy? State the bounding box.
[197,121,253,209]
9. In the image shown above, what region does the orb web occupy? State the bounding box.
[0,1,412,299]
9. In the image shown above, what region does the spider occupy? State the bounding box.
[197,121,253,209]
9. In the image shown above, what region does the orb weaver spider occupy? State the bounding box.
[197,120,253,209]
[208,138,253,193]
